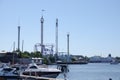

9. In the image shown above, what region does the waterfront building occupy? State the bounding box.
[89,54,113,63]
[0,52,18,63]
[89,56,102,63]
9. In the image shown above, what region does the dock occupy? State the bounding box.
[20,75,64,80]
[0,75,63,80]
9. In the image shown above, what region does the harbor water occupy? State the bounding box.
[55,63,120,80]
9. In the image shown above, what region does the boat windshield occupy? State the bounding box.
[2,68,13,72]
[29,66,38,69]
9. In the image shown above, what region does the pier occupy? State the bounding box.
[0,75,63,80]
[20,75,63,80]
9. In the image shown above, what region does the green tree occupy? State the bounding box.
[49,55,55,63]
[43,57,49,64]
[30,51,42,58]
[21,51,30,58]
[17,51,22,58]
[71,57,77,62]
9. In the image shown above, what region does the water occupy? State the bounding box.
[56,63,120,80]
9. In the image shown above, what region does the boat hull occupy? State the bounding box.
[0,76,20,80]
[22,71,60,78]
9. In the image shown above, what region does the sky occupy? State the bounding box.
[0,0,120,57]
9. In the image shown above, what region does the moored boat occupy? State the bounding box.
[0,65,20,79]
[22,63,61,78]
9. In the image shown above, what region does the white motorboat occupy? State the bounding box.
[0,66,20,79]
[22,63,61,78]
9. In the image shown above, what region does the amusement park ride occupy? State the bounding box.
[34,43,54,55]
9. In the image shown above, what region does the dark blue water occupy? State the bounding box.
[56,63,120,80]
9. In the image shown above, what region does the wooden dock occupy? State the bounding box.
[20,75,64,80]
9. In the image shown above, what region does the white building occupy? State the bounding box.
[89,56,102,63]
[89,54,113,63]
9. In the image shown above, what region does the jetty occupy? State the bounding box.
[0,75,63,80]
[20,75,63,80]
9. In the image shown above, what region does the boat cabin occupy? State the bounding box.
[31,58,43,65]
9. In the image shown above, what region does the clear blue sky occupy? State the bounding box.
[0,0,120,57]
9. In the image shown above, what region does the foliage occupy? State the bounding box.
[115,56,120,59]
[84,56,89,61]
[17,51,22,58]
[43,57,49,64]
[30,51,42,58]
[71,57,77,61]
[49,55,55,63]
[13,50,90,64]
[21,51,30,58]
[15,51,42,58]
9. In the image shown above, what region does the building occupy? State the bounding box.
[89,54,113,63]
[0,52,18,63]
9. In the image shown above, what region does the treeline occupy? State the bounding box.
[18,51,42,58]
[16,51,56,64]
[14,50,120,64]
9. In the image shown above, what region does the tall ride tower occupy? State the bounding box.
[55,18,58,60]
[67,33,70,62]
[41,16,44,55]
[18,26,20,52]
